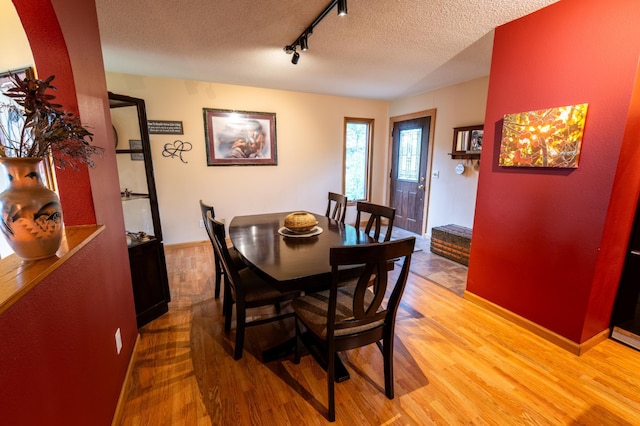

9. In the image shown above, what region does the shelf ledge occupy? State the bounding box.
[0,225,105,315]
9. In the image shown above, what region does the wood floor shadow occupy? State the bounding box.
[389,226,468,297]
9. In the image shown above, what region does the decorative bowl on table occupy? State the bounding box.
[284,211,318,233]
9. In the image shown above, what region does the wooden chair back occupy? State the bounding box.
[355,201,396,242]
[328,237,415,342]
[199,200,223,298]
[325,192,348,223]
[206,211,241,302]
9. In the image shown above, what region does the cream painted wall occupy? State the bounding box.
[0,0,33,72]
[0,2,34,257]
[389,77,489,236]
[106,72,389,245]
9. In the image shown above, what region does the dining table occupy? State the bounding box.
[229,211,371,292]
[228,211,372,380]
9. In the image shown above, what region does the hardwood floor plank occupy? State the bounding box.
[114,244,640,425]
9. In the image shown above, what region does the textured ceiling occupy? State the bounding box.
[95,0,558,101]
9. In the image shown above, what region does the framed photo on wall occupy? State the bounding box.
[203,108,277,166]
[129,139,144,161]
[0,67,35,94]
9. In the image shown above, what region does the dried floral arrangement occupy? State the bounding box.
[0,73,103,169]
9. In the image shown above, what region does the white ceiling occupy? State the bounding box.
[95,0,558,101]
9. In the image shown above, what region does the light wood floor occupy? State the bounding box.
[115,244,640,425]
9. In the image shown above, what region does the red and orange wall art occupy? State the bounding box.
[499,103,588,168]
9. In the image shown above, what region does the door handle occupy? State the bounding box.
[418,184,425,190]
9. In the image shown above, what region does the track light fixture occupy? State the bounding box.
[338,0,347,16]
[283,0,347,65]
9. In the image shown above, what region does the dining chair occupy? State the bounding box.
[292,236,416,421]
[199,200,247,306]
[199,200,224,299]
[206,211,301,360]
[355,201,396,242]
[325,192,348,224]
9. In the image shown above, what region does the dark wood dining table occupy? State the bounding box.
[229,211,370,292]
[228,211,371,379]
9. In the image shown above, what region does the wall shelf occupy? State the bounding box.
[448,152,481,160]
[0,225,105,316]
[450,125,483,160]
[109,92,170,328]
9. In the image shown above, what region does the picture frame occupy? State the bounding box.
[129,139,144,161]
[0,66,35,94]
[499,103,588,168]
[203,108,277,166]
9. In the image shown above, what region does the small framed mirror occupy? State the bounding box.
[451,124,483,158]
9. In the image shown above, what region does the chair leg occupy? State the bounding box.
[294,319,302,365]
[382,335,395,399]
[234,307,246,360]
[223,281,233,332]
[327,348,336,422]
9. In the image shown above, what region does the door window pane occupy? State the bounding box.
[397,128,421,181]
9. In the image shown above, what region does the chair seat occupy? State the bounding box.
[292,286,384,338]
[239,267,300,304]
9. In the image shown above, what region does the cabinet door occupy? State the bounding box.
[128,240,170,328]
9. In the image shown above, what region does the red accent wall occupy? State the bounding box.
[0,1,137,424]
[13,0,96,226]
[468,0,640,343]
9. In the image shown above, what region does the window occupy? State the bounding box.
[397,128,421,182]
[343,118,374,202]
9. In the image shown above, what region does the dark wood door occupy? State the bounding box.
[389,117,430,234]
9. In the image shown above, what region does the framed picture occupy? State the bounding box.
[499,103,588,168]
[203,108,277,166]
[129,139,144,161]
[469,129,483,153]
[0,67,35,94]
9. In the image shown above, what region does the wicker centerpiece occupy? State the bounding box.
[284,211,318,232]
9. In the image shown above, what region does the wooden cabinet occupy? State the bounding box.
[109,92,170,328]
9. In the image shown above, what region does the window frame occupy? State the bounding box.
[343,117,374,204]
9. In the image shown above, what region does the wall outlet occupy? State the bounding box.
[115,328,122,355]
[199,219,204,228]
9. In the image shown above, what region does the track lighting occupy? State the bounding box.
[338,0,347,16]
[283,0,348,64]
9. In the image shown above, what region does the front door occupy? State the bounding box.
[389,116,430,235]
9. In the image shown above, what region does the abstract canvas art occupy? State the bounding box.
[499,103,588,168]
